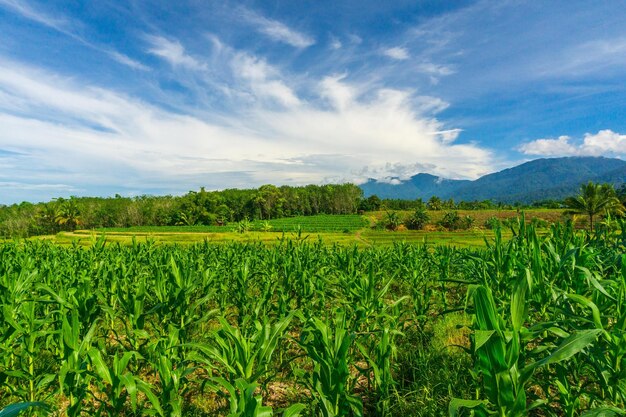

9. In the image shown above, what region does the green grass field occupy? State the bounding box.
[46,210,555,248]
[97,214,368,233]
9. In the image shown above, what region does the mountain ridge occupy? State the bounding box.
[359,156,626,203]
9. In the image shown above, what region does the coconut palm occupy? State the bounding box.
[55,198,82,231]
[564,182,624,232]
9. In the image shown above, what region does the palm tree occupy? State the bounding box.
[55,199,82,231]
[564,182,624,232]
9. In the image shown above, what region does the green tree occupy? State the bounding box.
[564,182,624,232]
[618,183,626,204]
[56,198,82,231]
[359,195,382,212]
[427,196,442,210]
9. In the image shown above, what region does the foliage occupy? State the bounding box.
[0,215,625,415]
[564,182,624,231]
[381,211,402,231]
[483,216,501,230]
[427,196,443,210]
[438,211,474,230]
[404,207,430,230]
[0,183,363,237]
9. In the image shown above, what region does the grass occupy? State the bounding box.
[48,228,510,249]
[359,229,513,248]
[366,208,565,225]
[96,214,368,233]
[41,211,562,248]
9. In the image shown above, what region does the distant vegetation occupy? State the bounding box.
[0,184,362,238]
[1,181,624,238]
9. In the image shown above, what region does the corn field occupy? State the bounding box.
[1,217,626,416]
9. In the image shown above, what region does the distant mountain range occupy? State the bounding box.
[360,157,626,203]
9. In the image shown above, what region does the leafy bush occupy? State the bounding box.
[380,211,402,231]
[484,216,502,230]
[236,218,252,233]
[405,207,430,230]
[438,211,474,230]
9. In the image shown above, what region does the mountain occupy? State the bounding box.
[360,157,626,203]
[359,173,469,200]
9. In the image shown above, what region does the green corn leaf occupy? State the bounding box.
[581,407,626,417]
[87,347,113,385]
[566,294,604,330]
[510,275,528,332]
[136,379,163,416]
[448,398,488,417]
[282,403,306,417]
[474,330,496,351]
[0,402,49,417]
[119,374,138,410]
[473,286,500,331]
[535,329,602,368]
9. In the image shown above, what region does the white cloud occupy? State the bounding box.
[417,62,454,76]
[582,130,626,155]
[518,135,577,156]
[518,130,626,157]
[240,9,314,48]
[353,162,437,184]
[383,47,409,60]
[320,74,356,111]
[536,37,626,78]
[145,36,207,70]
[108,51,150,71]
[0,58,494,203]
[0,0,67,31]
[231,53,300,107]
[330,37,342,50]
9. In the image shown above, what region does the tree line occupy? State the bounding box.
[0,184,362,237]
[1,182,624,238]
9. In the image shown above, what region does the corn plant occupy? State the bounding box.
[208,378,305,417]
[450,282,602,417]
[297,309,363,417]
[191,315,293,384]
[87,348,162,416]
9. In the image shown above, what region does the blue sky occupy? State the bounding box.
[1,0,626,203]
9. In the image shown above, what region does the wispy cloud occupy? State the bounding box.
[518,130,626,157]
[107,51,149,71]
[0,0,67,30]
[0,0,147,71]
[329,36,342,50]
[145,35,207,70]
[383,46,409,60]
[240,8,315,48]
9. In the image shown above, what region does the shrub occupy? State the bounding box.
[382,211,401,231]
[439,211,461,230]
[484,216,502,230]
[438,211,474,230]
[530,217,548,229]
[405,207,430,230]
